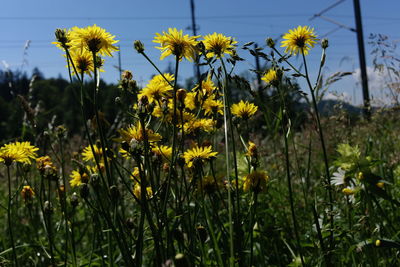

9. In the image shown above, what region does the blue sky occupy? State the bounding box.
[1,0,400,105]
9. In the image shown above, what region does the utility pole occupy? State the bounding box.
[310,0,371,119]
[353,0,371,119]
[190,0,201,82]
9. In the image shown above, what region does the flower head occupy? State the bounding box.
[68,49,98,77]
[69,24,119,56]
[152,145,172,162]
[53,28,71,50]
[261,69,278,84]
[119,123,162,144]
[183,145,218,168]
[21,185,35,202]
[202,33,237,58]
[70,169,89,187]
[281,26,318,55]
[153,28,199,61]
[231,100,258,119]
[243,170,269,193]
[82,144,104,162]
[0,141,38,166]
[138,73,174,103]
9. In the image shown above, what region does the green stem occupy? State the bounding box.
[6,165,18,267]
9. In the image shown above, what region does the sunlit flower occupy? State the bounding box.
[202,33,237,58]
[69,24,119,56]
[193,75,217,95]
[138,73,174,103]
[261,69,278,84]
[119,123,162,144]
[203,97,223,116]
[82,144,103,162]
[152,145,172,161]
[153,28,199,61]
[21,185,35,202]
[243,170,269,193]
[68,49,96,77]
[184,118,215,134]
[281,26,318,55]
[0,141,38,166]
[231,100,258,119]
[183,145,218,168]
[69,169,89,187]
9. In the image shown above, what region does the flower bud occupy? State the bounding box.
[134,40,145,53]
[70,192,79,207]
[266,37,275,48]
[321,38,329,49]
[44,201,53,215]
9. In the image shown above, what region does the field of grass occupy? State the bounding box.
[1,25,400,266]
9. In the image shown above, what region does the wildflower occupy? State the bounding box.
[203,97,223,116]
[69,169,90,187]
[184,118,215,134]
[261,69,278,84]
[375,240,381,247]
[82,144,103,162]
[342,187,356,195]
[21,185,35,202]
[0,141,38,166]
[231,100,258,119]
[68,49,95,77]
[69,24,119,56]
[202,33,237,58]
[130,167,141,182]
[53,28,71,50]
[153,28,199,61]
[138,73,174,103]
[246,141,258,158]
[133,184,153,199]
[332,168,347,186]
[152,145,172,161]
[243,170,269,193]
[281,26,318,55]
[183,145,218,168]
[36,156,57,179]
[193,75,217,95]
[119,123,162,144]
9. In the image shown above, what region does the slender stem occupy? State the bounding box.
[249,192,258,266]
[7,165,18,267]
[220,58,235,266]
[302,51,334,254]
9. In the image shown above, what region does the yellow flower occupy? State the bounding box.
[36,156,57,178]
[82,144,103,162]
[193,75,217,95]
[69,169,89,187]
[203,97,223,116]
[152,99,195,124]
[202,33,237,58]
[231,100,258,119]
[119,123,162,144]
[0,141,38,166]
[133,184,153,199]
[281,26,318,55]
[184,118,215,134]
[21,185,35,202]
[376,182,384,188]
[153,28,199,61]
[68,49,96,77]
[152,145,172,161]
[246,141,258,157]
[69,24,119,56]
[184,92,199,111]
[261,69,278,84]
[243,171,269,193]
[138,73,174,103]
[342,187,356,195]
[183,145,218,168]
[375,240,381,247]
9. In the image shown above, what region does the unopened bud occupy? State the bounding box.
[122,70,133,80]
[80,183,90,198]
[321,38,329,49]
[134,40,145,53]
[70,192,79,207]
[266,37,275,48]
[44,201,53,215]
[110,185,120,201]
[177,89,187,103]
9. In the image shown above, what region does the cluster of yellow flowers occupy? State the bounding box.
[53,25,119,77]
